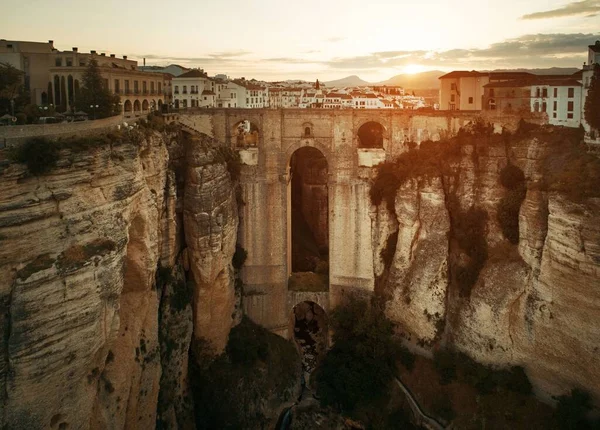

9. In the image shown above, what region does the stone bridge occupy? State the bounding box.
[179,108,522,337]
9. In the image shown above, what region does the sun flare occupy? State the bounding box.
[400,64,427,74]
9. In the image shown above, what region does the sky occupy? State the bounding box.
[2,0,599,82]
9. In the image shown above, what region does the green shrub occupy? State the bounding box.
[191,318,300,429]
[449,205,488,297]
[497,163,526,244]
[232,245,247,270]
[554,388,593,430]
[9,137,59,175]
[369,139,461,211]
[315,297,406,415]
[169,279,193,312]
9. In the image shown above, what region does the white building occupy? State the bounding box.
[172,69,214,108]
[530,79,583,128]
[215,80,244,108]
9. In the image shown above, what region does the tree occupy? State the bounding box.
[75,58,120,119]
[584,64,600,131]
[0,62,28,116]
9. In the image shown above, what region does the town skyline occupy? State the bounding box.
[2,0,599,81]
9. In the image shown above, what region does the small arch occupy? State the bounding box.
[142,99,149,111]
[357,121,385,148]
[291,301,328,375]
[232,119,260,147]
[133,99,141,112]
[124,100,132,112]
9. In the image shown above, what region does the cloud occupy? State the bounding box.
[325,37,346,43]
[323,33,598,70]
[521,0,600,19]
[133,33,598,80]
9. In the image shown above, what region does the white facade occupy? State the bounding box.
[172,70,215,108]
[215,81,244,108]
[530,83,582,128]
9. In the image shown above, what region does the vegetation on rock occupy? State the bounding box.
[74,58,120,118]
[497,163,526,244]
[191,317,301,429]
[584,64,600,132]
[315,296,415,422]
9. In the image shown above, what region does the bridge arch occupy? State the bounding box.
[287,146,329,293]
[290,300,328,375]
[357,120,386,148]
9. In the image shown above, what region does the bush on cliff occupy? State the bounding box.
[497,163,526,244]
[554,388,596,430]
[315,296,413,417]
[9,137,59,175]
[369,139,461,211]
[191,317,301,429]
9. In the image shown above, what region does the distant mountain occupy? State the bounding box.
[377,70,445,89]
[324,75,371,87]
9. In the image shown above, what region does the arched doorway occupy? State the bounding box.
[142,99,149,111]
[291,301,328,376]
[133,100,141,114]
[124,100,132,115]
[288,147,329,292]
[357,121,385,148]
[232,119,259,147]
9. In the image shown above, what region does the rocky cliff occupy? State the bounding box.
[372,126,600,404]
[0,127,240,429]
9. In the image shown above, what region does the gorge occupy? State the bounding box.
[0,109,599,429]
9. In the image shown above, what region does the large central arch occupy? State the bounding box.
[287,146,329,293]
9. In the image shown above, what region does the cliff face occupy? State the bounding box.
[374,130,600,403]
[0,129,239,429]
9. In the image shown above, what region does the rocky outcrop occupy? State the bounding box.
[0,129,239,428]
[377,132,600,403]
[184,137,239,354]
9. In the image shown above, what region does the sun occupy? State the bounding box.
[400,64,427,74]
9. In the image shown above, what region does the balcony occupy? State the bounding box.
[134,89,140,95]
[182,90,188,94]
[125,89,132,95]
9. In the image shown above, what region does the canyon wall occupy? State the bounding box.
[374,130,600,404]
[0,128,239,429]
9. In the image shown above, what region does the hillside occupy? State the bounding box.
[324,75,371,87]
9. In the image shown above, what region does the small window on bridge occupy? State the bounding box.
[357,121,384,148]
[304,126,311,137]
[232,120,259,148]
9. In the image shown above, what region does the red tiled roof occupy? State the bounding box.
[489,72,534,80]
[178,69,208,78]
[202,90,215,95]
[439,70,486,79]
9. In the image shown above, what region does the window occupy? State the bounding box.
[55,58,62,66]
[553,88,558,97]
[450,94,455,102]
[542,88,548,97]
[536,88,540,97]
[125,80,130,91]
[534,102,539,112]
[449,103,456,110]
[567,101,574,111]
[103,78,108,89]
[553,101,557,111]
[553,112,557,118]
[134,80,139,93]
[568,88,574,98]
[183,85,187,94]
[143,81,147,93]
[151,82,154,93]
[158,82,162,93]
[468,97,473,104]
[114,79,120,93]
[66,58,73,67]
[542,102,547,112]
[567,113,573,119]
[451,83,456,91]
[174,85,179,94]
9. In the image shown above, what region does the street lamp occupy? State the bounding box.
[90,104,99,120]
